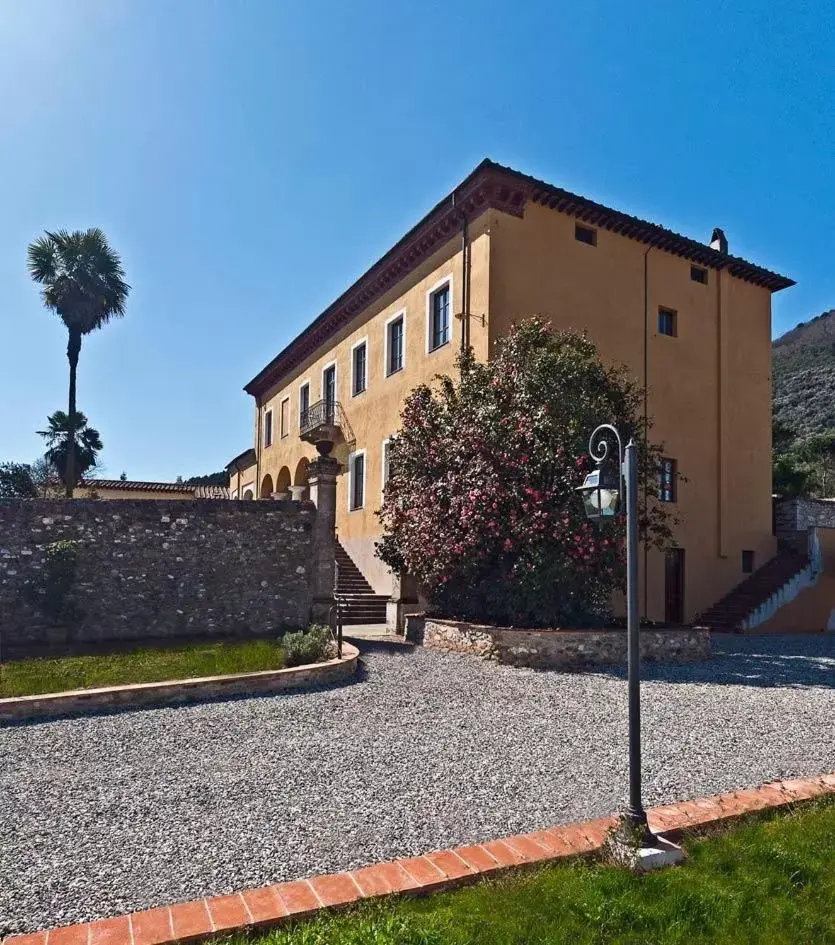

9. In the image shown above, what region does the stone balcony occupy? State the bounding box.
[300,399,354,458]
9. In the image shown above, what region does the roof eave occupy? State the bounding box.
[226,447,257,472]
[244,159,794,398]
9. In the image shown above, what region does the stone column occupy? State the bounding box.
[307,456,339,625]
[386,569,423,634]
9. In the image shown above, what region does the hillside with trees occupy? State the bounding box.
[773,309,835,437]
[772,310,835,497]
[185,471,228,486]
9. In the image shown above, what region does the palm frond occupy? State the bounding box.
[26,235,59,283]
[37,410,102,485]
[27,228,130,331]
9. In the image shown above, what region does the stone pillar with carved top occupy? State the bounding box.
[307,455,339,624]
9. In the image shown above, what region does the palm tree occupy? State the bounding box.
[38,411,103,488]
[27,229,129,496]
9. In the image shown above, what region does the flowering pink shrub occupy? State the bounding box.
[377,319,672,627]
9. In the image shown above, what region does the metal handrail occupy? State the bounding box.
[300,399,339,435]
[329,559,343,658]
[299,400,356,454]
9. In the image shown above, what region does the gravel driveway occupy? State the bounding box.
[2,634,834,934]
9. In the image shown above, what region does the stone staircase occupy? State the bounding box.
[696,548,812,630]
[335,541,388,624]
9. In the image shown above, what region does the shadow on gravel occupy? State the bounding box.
[343,637,415,656]
[594,634,835,689]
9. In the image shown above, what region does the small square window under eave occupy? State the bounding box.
[691,265,709,284]
[575,223,597,246]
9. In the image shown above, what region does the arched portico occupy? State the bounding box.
[276,467,292,495]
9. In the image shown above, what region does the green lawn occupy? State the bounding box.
[230,800,835,945]
[0,639,288,698]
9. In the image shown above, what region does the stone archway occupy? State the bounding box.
[242,488,254,500]
[275,467,292,497]
[293,458,310,500]
[259,474,274,499]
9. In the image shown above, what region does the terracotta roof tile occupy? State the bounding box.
[80,479,229,499]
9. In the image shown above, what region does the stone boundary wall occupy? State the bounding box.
[0,643,359,723]
[775,497,835,553]
[777,497,835,532]
[0,499,316,650]
[421,617,711,668]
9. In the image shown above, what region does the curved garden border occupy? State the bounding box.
[0,642,360,723]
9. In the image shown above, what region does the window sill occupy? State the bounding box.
[428,339,450,354]
[351,387,367,398]
[385,366,404,378]
[349,504,365,512]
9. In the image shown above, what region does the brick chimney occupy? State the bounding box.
[710,227,728,253]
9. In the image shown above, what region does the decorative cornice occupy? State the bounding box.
[245,160,794,400]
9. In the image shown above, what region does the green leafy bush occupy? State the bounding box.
[281,624,336,667]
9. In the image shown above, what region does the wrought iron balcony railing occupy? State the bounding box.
[300,398,341,436]
[299,399,356,458]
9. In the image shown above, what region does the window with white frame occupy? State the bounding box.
[280,397,289,438]
[352,340,367,395]
[429,282,450,350]
[322,363,337,405]
[263,410,273,448]
[299,381,310,428]
[386,314,404,375]
[381,439,391,492]
[349,451,365,510]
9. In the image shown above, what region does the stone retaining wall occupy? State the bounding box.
[775,497,835,555]
[422,617,711,668]
[0,499,315,650]
[776,497,835,535]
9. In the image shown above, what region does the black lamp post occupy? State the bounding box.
[576,424,650,840]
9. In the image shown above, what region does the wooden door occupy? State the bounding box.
[665,548,685,625]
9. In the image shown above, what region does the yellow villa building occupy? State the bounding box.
[228,159,793,626]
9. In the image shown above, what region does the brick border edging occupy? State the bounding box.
[6,773,834,945]
[0,643,360,724]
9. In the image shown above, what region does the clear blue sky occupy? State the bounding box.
[1,0,833,480]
